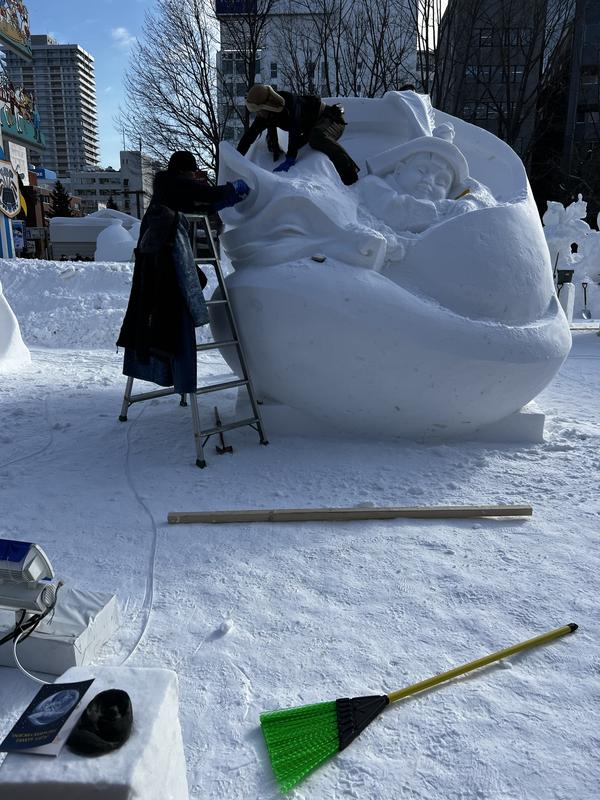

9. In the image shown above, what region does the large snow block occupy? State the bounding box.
[0,666,189,800]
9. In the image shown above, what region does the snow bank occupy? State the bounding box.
[0,258,219,351]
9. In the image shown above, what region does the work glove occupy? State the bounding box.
[214,181,250,211]
[273,157,296,174]
[232,179,250,200]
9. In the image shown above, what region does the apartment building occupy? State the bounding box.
[5,34,100,177]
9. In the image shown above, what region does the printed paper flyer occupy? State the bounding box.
[0,679,94,756]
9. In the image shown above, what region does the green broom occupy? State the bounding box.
[260,623,578,793]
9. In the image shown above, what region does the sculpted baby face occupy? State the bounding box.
[391,153,454,201]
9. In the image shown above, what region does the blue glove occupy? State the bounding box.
[214,181,250,211]
[273,157,296,174]
[232,179,250,199]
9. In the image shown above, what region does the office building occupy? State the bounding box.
[5,33,100,177]
[434,0,574,162]
[67,150,158,218]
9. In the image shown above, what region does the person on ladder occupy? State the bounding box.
[237,84,360,186]
[116,151,250,397]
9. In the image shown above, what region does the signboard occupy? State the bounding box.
[11,218,24,251]
[26,226,46,240]
[0,159,20,218]
[0,1,31,57]
[33,167,57,181]
[9,140,28,185]
[215,1,256,14]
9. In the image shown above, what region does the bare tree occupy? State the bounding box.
[118,0,222,175]
[271,0,418,98]
[433,0,575,163]
[211,0,278,134]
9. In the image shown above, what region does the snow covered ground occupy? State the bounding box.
[0,258,599,799]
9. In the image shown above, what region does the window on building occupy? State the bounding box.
[582,65,599,86]
[270,62,277,78]
[236,82,246,97]
[479,28,493,47]
[504,64,524,83]
[474,102,498,120]
[222,57,233,74]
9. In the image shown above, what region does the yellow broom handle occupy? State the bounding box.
[387,623,577,704]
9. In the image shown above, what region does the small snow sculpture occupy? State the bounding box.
[542,194,590,270]
[0,277,30,371]
[95,221,136,263]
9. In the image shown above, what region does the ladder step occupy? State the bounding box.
[195,257,217,263]
[127,386,176,404]
[195,378,248,395]
[201,417,260,437]
[206,299,227,306]
[197,339,238,352]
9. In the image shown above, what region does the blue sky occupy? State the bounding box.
[26,0,154,168]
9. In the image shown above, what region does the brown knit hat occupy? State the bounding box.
[245,84,285,113]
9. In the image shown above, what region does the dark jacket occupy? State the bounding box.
[237,92,324,160]
[116,170,233,393]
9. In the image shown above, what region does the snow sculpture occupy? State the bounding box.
[94,220,136,263]
[542,194,590,271]
[576,209,600,282]
[0,277,30,371]
[214,91,571,439]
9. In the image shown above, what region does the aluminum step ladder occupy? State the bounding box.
[118,213,268,467]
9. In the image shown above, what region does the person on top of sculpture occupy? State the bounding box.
[237,84,360,186]
[361,125,493,235]
[117,151,250,395]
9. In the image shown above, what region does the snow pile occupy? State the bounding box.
[0,258,134,349]
[0,258,219,351]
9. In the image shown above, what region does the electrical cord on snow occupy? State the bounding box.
[2,585,63,685]
[120,404,159,665]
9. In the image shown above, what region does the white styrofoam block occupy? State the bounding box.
[0,666,189,800]
[0,587,119,675]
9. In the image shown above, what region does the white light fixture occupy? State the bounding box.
[0,539,61,616]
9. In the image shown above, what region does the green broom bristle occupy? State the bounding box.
[260,701,341,792]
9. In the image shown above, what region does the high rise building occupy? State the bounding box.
[5,34,100,177]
